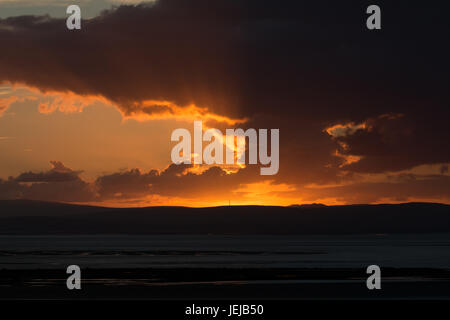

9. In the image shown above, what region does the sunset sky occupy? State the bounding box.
[0,0,449,207]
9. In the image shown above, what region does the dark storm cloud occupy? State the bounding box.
[0,161,94,202]
[95,168,159,199]
[0,0,449,183]
[22,179,95,202]
[95,163,261,200]
[15,160,81,182]
[329,113,450,173]
[0,161,261,202]
[0,0,247,117]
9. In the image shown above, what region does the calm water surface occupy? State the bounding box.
[0,234,449,269]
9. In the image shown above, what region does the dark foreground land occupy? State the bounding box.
[1,267,450,300]
[0,200,449,234]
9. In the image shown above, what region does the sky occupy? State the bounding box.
[0,0,449,207]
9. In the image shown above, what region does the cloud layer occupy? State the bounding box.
[0,0,449,205]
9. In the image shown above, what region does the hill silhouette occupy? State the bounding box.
[0,200,449,235]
